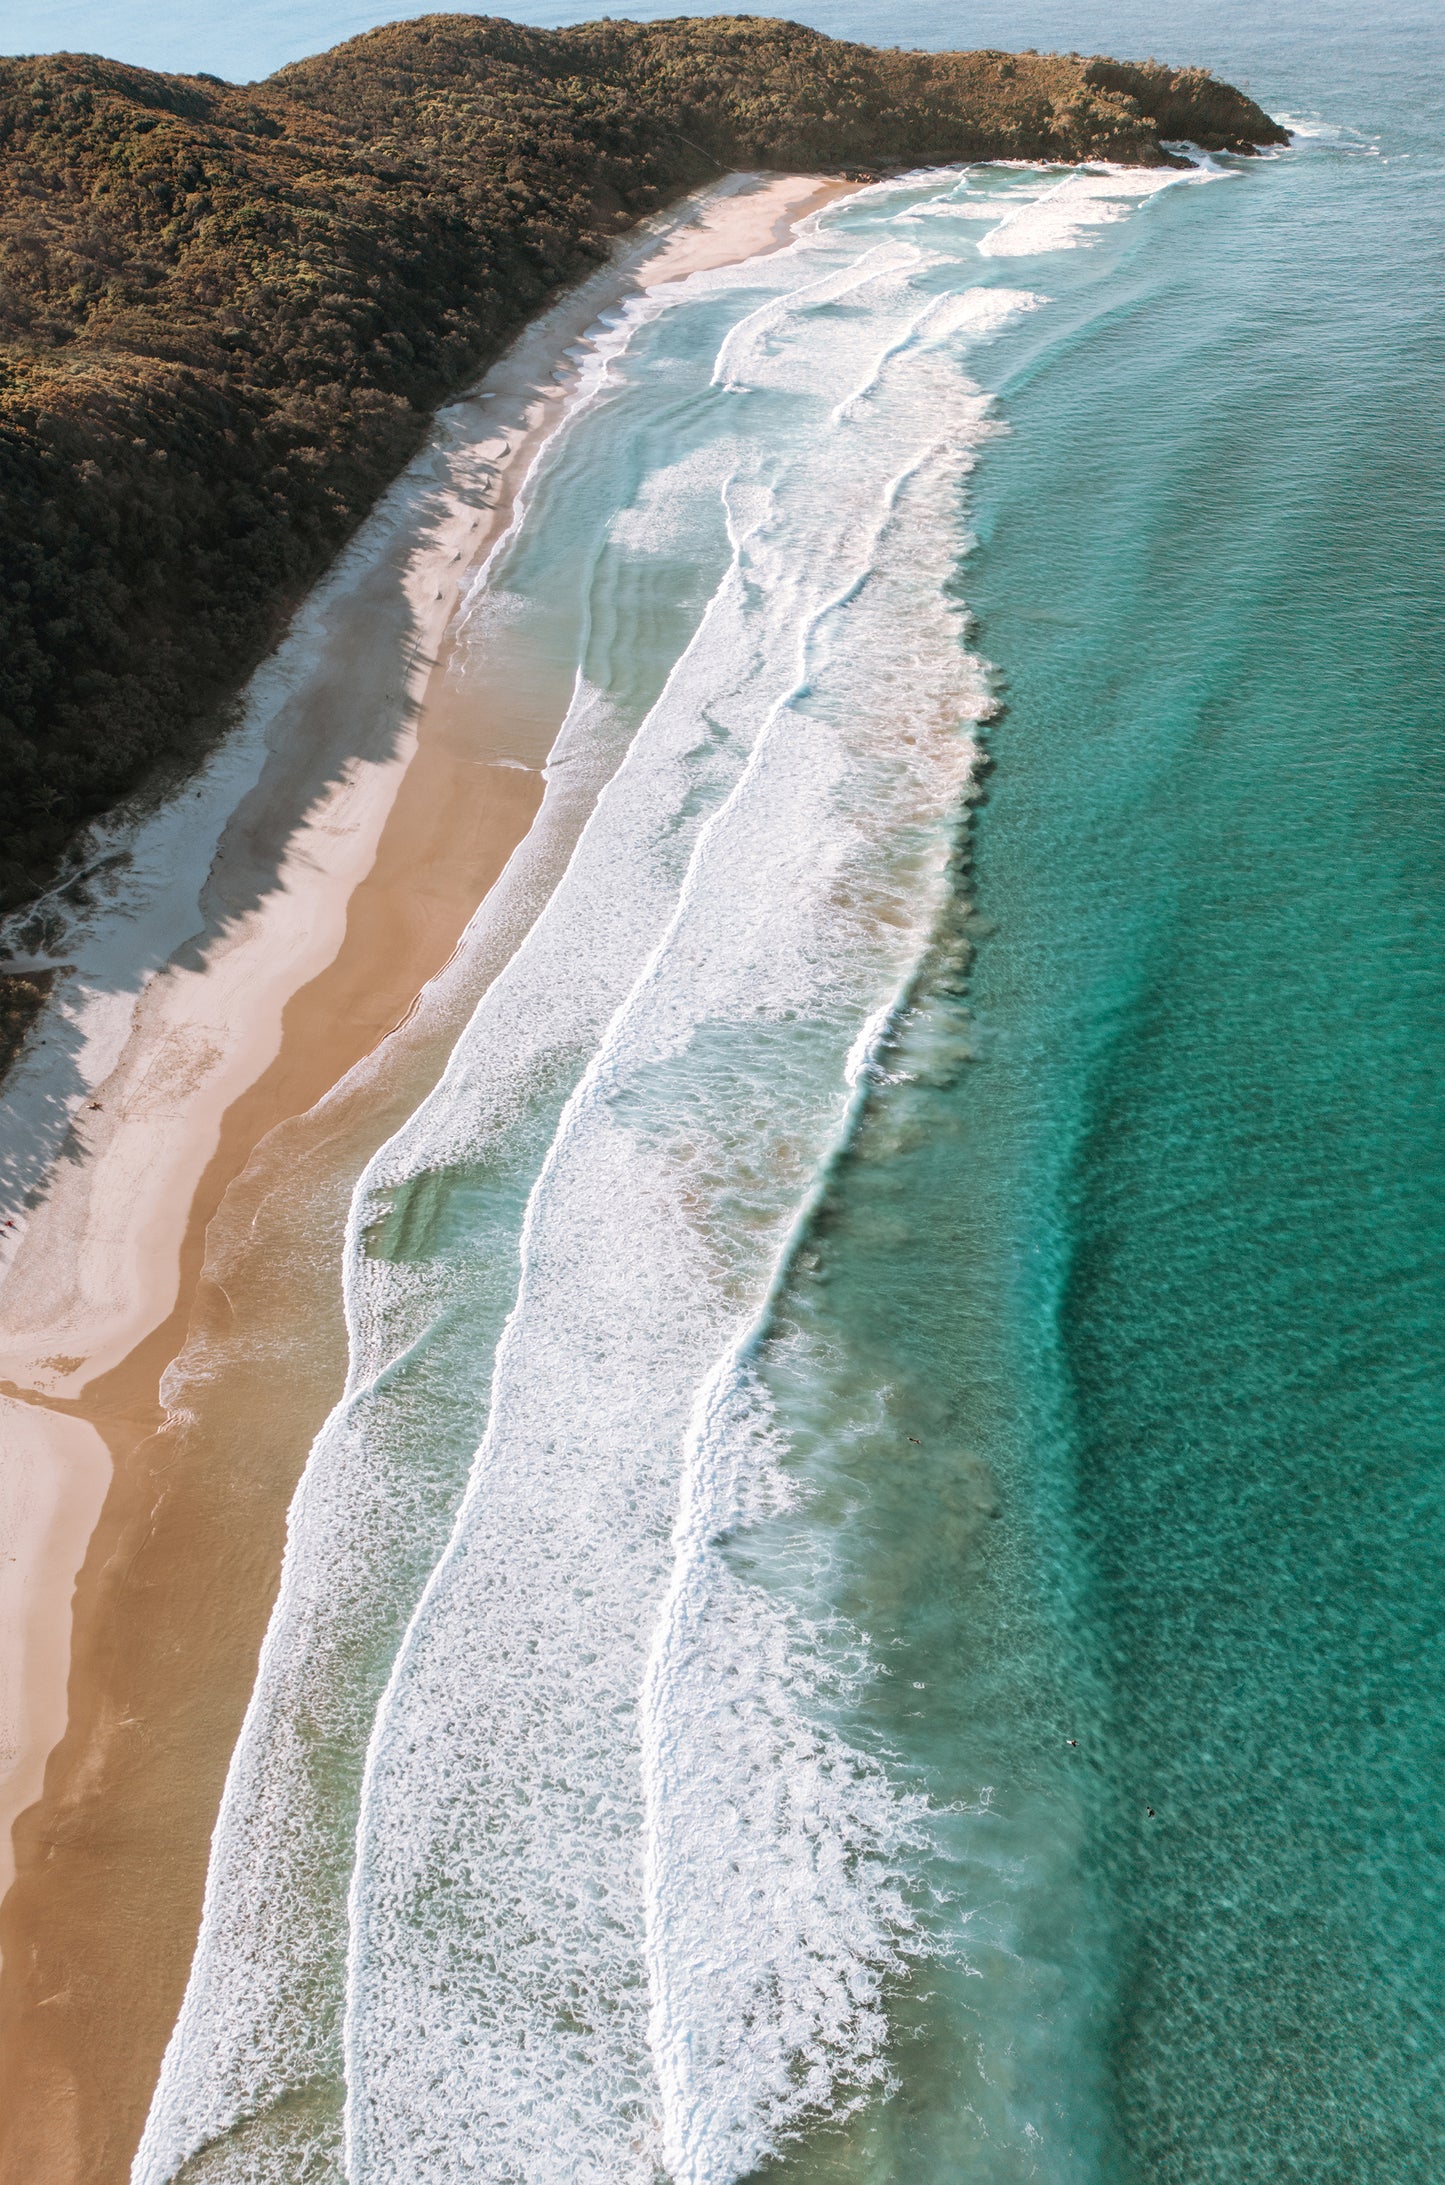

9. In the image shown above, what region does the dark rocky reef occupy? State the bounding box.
[0,13,1286,908]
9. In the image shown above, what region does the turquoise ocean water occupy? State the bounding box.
[17,2,1443,2179]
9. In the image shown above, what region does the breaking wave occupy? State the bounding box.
[134,157,1194,2185]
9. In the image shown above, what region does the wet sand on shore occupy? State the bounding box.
[0,172,847,2185]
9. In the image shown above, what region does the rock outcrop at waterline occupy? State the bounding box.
[0,13,1285,908]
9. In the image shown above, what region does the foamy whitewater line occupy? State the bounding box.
[639,942,959,2185]
[131,285,712,2185]
[628,327,1013,2176]
[137,217,872,2185]
[450,178,861,620]
[454,298,669,633]
[134,158,1190,2185]
[978,165,1186,257]
[342,257,1011,2184]
[710,240,920,392]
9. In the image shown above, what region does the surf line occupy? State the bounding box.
[637,885,969,2185]
[339,411,977,2182]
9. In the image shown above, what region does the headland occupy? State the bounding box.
[0,16,1284,915]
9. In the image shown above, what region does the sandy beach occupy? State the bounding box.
[0,170,846,2185]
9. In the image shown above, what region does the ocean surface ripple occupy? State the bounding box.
[129,80,1445,2181]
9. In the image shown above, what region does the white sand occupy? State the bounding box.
[0,171,844,1919]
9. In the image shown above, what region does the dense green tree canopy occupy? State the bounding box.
[0,13,1282,907]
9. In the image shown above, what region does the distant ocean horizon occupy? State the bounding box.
[15,2,1445,2179]
[3,0,1417,104]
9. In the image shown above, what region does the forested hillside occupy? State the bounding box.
[0,13,1284,908]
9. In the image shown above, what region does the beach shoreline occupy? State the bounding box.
[0,170,847,2185]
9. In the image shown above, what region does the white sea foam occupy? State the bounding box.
[135,161,1188,2185]
[130,671,648,2185]
[453,299,673,632]
[608,441,746,557]
[137,241,867,2185]
[708,240,925,393]
[639,979,937,2185]
[133,291,744,2185]
[978,165,1184,255]
[831,285,1042,424]
[343,247,1011,2185]
[1271,113,1380,154]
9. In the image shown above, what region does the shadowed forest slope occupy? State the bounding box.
[0,13,1284,907]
